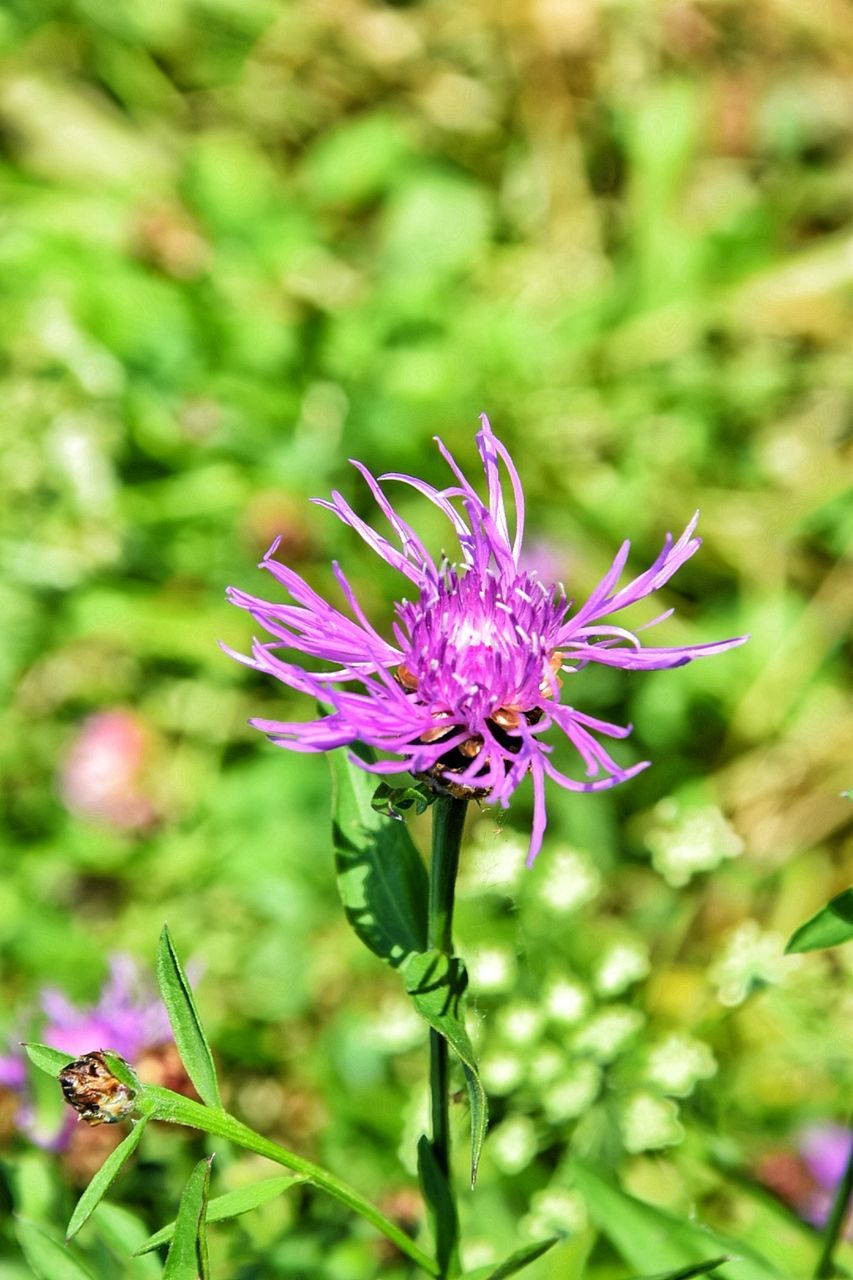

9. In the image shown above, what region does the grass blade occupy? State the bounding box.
[66,1117,149,1240]
[156,925,221,1110]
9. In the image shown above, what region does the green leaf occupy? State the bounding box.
[163,1157,213,1280]
[135,1174,307,1254]
[417,1135,458,1280]
[156,925,222,1109]
[404,950,488,1185]
[66,1117,149,1240]
[786,889,853,953]
[572,1161,786,1280]
[23,1043,72,1078]
[463,1236,561,1279]
[635,1261,730,1280]
[329,746,428,969]
[91,1202,164,1278]
[14,1220,97,1280]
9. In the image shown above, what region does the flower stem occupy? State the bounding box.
[141,1085,439,1276]
[813,1129,853,1279]
[428,794,467,1278]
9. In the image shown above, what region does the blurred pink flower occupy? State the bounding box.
[59,710,156,829]
[800,1125,853,1230]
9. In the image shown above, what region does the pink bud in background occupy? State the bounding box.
[59,710,156,830]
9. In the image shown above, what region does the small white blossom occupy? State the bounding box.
[646,1033,717,1097]
[594,940,651,997]
[646,801,744,887]
[544,977,591,1026]
[620,1092,683,1153]
[533,848,601,914]
[573,1006,645,1062]
[460,828,526,896]
[529,1044,566,1086]
[481,1052,524,1095]
[542,1060,602,1123]
[497,1002,544,1046]
[521,1186,587,1239]
[368,998,425,1053]
[709,919,797,1007]
[490,1115,538,1175]
[467,945,517,994]
[461,1240,499,1270]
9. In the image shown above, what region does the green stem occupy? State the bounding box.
[142,1085,439,1277]
[813,1127,853,1278]
[428,795,467,1278]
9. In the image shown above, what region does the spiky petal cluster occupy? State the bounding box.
[226,416,746,864]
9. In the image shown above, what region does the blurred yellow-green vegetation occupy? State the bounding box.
[0,0,851,1276]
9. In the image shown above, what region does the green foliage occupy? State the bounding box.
[786,890,853,954]
[405,950,488,1186]
[14,1221,97,1280]
[136,1176,306,1254]
[156,926,222,1110]
[66,1119,149,1241]
[330,747,428,967]
[462,1237,560,1279]
[635,1263,729,1280]
[163,1158,213,1280]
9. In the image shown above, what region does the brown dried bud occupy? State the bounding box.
[58,1051,139,1126]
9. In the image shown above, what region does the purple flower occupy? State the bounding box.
[226,415,746,863]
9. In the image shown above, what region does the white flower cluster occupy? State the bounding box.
[620,1091,684,1153]
[646,798,744,887]
[645,1033,717,1097]
[709,919,797,1006]
[532,847,602,914]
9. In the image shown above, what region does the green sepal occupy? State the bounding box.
[371,780,436,819]
[66,1117,149,1240]
[156,924,222,1110]
[330,746,428,969]
[404,950,488,1185]
[135,1174,307,1254]
[163,1156,213,1280]
[786,888,853,953]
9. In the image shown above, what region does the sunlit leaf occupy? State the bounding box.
[572,1160,786,1280]
[14,1220,97,1280]
[404,949,488,1184]
[156,925,221,1110]
[462,1236,561,1279]
[786,889,853,953]
[330,746,428,968]
[23,1043,71,1079]
[163,1157,213,1280]
[66,1117,149,1240]
[635,1260,730,1279]
[135,1174,307,1254]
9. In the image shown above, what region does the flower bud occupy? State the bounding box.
[58,1051,139,1126]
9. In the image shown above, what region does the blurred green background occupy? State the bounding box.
[0,0,851,1275]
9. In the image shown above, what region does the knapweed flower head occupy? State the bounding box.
[227,416,746,863]
[0,955,171,1149]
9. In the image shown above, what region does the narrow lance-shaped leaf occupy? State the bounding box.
[786,889,853,954]
[66,1117,149,1240]
[330,745,429,968]
[462,1237,561,1279]
[418,1134,459,1280]
[23,1043,72,1078]
[156,925,222,1109]
[15,1219,98,1280]
[135,1174,307,1255]
[164,1156,213,1280]
[404,950,488,1185]
[635,1261,731,1280]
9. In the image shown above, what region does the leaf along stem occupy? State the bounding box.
[813,1125,853,1278]
[428,795,467,1278]
[141,1085,439,1277]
